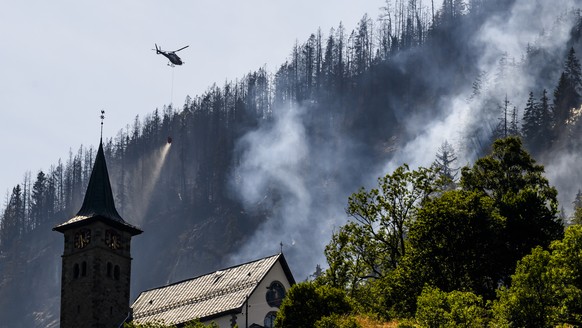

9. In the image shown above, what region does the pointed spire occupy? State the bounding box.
[75,140,122,220]
[54,139,141,235]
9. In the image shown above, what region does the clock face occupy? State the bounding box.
[74,229,91,249]
[105,230,121,250]
[266,281,286,307]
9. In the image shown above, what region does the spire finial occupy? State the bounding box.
[100,110,105,140]
[280,241,284,254]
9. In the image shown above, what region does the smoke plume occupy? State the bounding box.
[230,0,582,279]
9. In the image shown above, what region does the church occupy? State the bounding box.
[53,138,295,328]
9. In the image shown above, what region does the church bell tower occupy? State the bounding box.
[53,139,142,328]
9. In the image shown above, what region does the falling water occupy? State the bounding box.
[132,142,172,224]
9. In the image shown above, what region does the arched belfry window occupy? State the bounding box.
[73,263,79,279]
[107,262,112,277]
[81,261,87,277]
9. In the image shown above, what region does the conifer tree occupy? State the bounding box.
[553,48,582,138]
[0,185,24,250]
[572,189,582,225]
[538,89,553,150]
[434,140,459,188]
[565,47,582,90]
[553,72,577,133]
[522,91,539,151]
[509,105,520,137]
[30,171,47,229]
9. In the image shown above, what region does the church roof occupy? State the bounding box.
[131,253,295,326]
[53,140,142,235]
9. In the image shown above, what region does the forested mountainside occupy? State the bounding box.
[1,0,582,326]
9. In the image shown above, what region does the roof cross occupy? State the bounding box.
[100,110,105,139]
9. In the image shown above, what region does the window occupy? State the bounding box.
[107,262,112,277]
[73,263,79,279]
[114,265,120,280]
[264,311,277,328]
[81,261,87,277]
[266,281,286,307]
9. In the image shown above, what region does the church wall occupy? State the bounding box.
[246,260,292,327]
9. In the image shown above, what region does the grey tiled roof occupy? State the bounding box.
[132,254,290,325]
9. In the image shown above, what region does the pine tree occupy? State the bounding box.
[572,189,582,225]
[522,91,539,150]
[30,171,47,229]
[509,105,520,137]
[0,185,24,250]
[495,95,511,139]
[538,89,553,150]
[553,48,582,139]
[565,47,582,90]
[553,72,577,133]
[434,140,459,188]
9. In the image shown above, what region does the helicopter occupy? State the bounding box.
[153,44,189,66]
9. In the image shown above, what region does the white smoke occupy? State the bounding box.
[234,107,310,211]
[230,0,582,279]
[229,104,356,279]
[386,0,580,189]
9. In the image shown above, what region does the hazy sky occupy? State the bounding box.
[0,1,384,198]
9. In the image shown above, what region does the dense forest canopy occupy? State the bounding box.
[1,0,582,326]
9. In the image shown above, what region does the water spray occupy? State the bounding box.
[132,139,172,224]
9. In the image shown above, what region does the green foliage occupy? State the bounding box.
[408,190,504,298]
[492,246,555,327]
[492,225,582,327]
[460,137,563,282]
[182,321,219,328]
[321,137,565,323]
[572,189,582,225]
[275,282,353,328]
[323,164,440,291]
[380,254,425,318]
[378,190,499,318]
[354,137,563,319]
[415,286,488,328]
[314,314,362,328]
[572,206,582,225]
[546,225,582,324]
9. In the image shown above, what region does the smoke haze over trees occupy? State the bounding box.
[2,0,582,326]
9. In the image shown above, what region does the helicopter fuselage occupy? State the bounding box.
[160,52,183,65]
[154,44,188,66]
